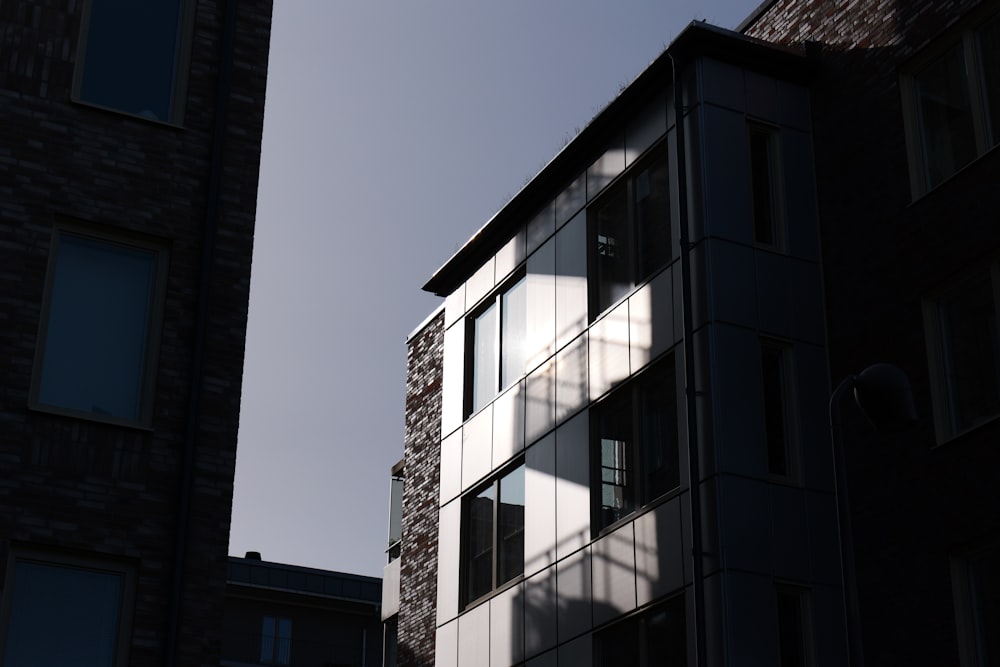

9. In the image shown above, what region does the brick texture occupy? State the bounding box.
[0,1,272,666]
[397,312,444,667]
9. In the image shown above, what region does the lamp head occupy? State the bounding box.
[852,363,917,432]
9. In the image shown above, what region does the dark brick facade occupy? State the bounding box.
[745,1,1000,663]
[0,1,271,666]
[397,311,444,667]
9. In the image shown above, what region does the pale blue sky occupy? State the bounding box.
[230,0,762,577]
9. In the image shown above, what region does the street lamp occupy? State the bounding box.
[829,363,917,667]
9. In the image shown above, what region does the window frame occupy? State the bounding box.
[593,593,687,666]
[591,354,680,534]
[923,262,1000,444]
[29,224,169,429]
[260,615,293,665]
[0,546,136,667]
[460,460,525,609]
[588,145,672,321]
[748,120,786,250]
[760,338,801,481]
[464,271,527,418]
[901,7,1000,198]
[72,0,195,125]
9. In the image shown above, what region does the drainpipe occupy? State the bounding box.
[164,1,239,665]
[668,49,708,667]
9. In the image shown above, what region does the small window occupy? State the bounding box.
[260,616,292,665]
[467,275,527,416]
[74,0,191,122]
[590,149,671,319]
[593,356,679,531]
[775,584,814,667]
[593,594,686,666]
[30,228,168,427]
[760,339,799,479]
[903,10,1000,195]
[953,542,1000,667]
[748,123,784,247]
[923,265,1000,442]
[462,463,525,606]
[0,549,135,667]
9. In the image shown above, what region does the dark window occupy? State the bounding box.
[75,0,188,122]
[776,585,813,667]
[468,275,526,416]
[594,356,679,530]
[925,267,1000,440]
[594,595,686,666]
[761,340,797,478]
[463,464,525,606]
[260,616,292,665]
[957,543,1000,666]
[590,149,670,318]
[30,229,167,426]
[749,123,783,246]
[1,553,133,667]
[906,11,1000,194]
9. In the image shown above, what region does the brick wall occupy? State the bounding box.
[0,1,271,665]
[397,311,444,667]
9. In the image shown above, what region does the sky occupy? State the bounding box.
[229,0,762,578]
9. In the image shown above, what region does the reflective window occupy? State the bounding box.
[463,464,525,606]
[31,230,166,426]
[468,275,526,415]
[594,594,686,666]
[1,555,131,667]
[590,149,670,319]
[260,616,292,665]
[75,0,188,122]
[749,123,783,247]
[906,11,1000,194]
[930,269,1000,437]
[593,356,678,530]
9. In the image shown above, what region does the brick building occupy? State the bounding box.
[0,1,271,666]
[386,0,1000,665]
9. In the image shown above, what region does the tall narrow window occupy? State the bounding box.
[74,0,190,122]
[463,463,525,606]
[593,356,678,531]
[749,123,783,247]
[30,228,167,427]
[260,616,292,665]
[775,585,813,667]
[953,543,1000,667]
[761,340,797,478]
[925,266,1000,441]
[590,149,670,319]
[468,275,526,416]
[904,10,1000,195]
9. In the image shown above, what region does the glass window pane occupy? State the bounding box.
[260,616,275,662]
[38,234,157,421]
[501,277,527,388]
[776,588,808,667]
[968,544,1000,665]
[79,0,183,120]
[643,596,687,667]
[640,360,679,500]
[634,152,671,281]
[466,485,495,601]
[277,618,292,665]
[750,127,778,245]
[915,43,977,188]
[597,392,634,528]
[472,301,498,413]
[497,465,525,585]
[977,16,1000,147]
[939,275,1000,433]
[761,344,790,476]
[3,561,123,667]
[593,184,633,315]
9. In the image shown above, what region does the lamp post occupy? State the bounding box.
[829,363,917,667]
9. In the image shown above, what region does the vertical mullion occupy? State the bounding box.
[494,293,502,396]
